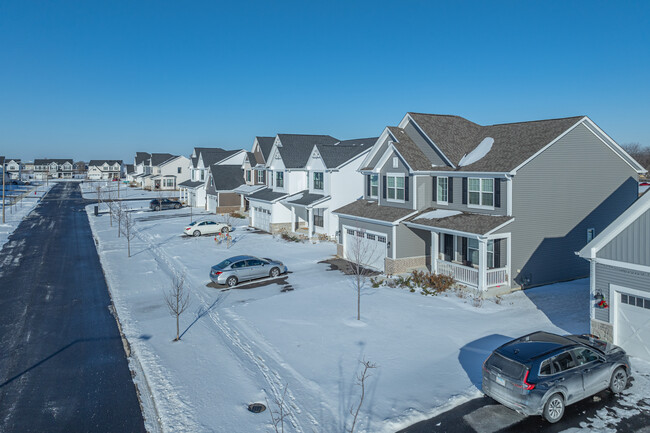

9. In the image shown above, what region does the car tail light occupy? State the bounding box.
[213,271,222,276]
[185,227,191,231]
[515,369,535,390]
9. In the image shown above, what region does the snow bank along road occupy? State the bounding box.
[0,183,145,432]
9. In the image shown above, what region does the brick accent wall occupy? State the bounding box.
[385,256,427,275]
[591,319,613,343]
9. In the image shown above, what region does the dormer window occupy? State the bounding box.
[313,172,324,190]
[257,170,264,184]
[275,171,284,188]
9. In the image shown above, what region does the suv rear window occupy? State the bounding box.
[486,353,526,379]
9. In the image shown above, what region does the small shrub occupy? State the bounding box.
[408,270,456,296]
[395,275,413,290]
[317,233,329,242]
[385,278,397,288]
[229,211,246,219]
[280,232,301,242]
[370,277,382,288]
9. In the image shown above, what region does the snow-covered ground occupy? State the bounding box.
[80,181,176,200]
[86,205,650,433]
[0,182,53,249]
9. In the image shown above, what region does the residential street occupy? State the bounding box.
[0,183,145,432]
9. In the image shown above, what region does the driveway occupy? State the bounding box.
[0,183,146,432]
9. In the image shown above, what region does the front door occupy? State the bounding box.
[444,234,454,261]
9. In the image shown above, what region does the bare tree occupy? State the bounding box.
[121,205,137,257]
[164,273,191,341]
[265,383,290,433]
[348,359,378,433]
[623,142,650,172]
[113,201,124,238]
[347,230,381,320]
[105,186,114,227]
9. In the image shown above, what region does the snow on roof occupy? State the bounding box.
[458,137,494,167]
[418,210,462,219]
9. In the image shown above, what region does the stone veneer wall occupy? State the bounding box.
[336,243,344,257]
[215,205,240,214]
[270,222,292,234]
[591,319,613,343]
[385,256,427,275]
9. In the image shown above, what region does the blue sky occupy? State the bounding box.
[1,1,649,162]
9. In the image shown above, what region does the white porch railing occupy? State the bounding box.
[487,267,508,287]
[437,260,478,287]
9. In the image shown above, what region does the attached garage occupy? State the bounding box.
[579,192,650,361]
[343,225,388,271]
[614,286,650,360]
[253,206,271,233]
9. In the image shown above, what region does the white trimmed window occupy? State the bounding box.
[246,170,251,182]
[467,239,494,267]
[313,172,324,190]
[437,177,448,204]
[275,171,284,188]
[587,228,595,242]
[370,174,378,198]
[468,178,494,207]
[387,175,405,201]
[257,170,264,183]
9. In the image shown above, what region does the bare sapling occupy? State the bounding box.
[113,201,124,237]
[348,359,378,433]
[164,273,191,341]
[121,205,137,257]
[347,230,381,320]
[265,383,291,433]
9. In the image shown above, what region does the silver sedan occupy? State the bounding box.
[210,255,288,287]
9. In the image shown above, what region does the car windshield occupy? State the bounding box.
[214,259,233,269]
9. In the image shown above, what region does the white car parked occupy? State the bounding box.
[183,220,231,237]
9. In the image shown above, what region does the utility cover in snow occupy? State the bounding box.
[247,403,266,413]
[458,137,494,167]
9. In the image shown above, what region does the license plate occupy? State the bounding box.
[496,376,506,386]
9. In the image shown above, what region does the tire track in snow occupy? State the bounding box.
[134,227,328,433]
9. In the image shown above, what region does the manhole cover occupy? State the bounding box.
[248,403,266,413]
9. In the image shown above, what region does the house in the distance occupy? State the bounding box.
[578,191,650,361]
[33,159,74,179]
[87,160,123,180]
[179,148,243,208]
[144,154,190,191]
[0,157,9,184]
[4,159,22,180]
[334,112,645,294]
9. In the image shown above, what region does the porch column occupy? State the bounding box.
[478,237,488,291]
[240,194,244,210]
[431,231,439,273]
[308,208,313,238]
[291,206,296,232]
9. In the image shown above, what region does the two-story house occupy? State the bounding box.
[4,159,22,180]
[87,160,123,180]
[179,148,243,208]
[334,113,646,294]
[204,150,249,213]
[146,154,190,190]
[0,157,8,184]
[232,137,277,211]
[33,159,74,179]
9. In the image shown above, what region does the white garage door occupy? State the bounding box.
[253,207,271,233]
[616,290,650,360]
[343,226,387,271]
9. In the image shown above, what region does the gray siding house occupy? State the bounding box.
[334,112,646,294]
[578,191,650,361]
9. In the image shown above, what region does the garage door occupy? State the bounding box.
[253,207,271,233]
[343,226,387,271]
[615,290,650,360]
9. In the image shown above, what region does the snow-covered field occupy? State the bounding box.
[86,205,650,433]
[0,182,53,249]
[80,181,175,200]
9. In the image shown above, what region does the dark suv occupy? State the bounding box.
[482,331,631,423]
[149,198,182,211]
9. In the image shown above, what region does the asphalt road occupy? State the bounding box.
[0,183,146,432]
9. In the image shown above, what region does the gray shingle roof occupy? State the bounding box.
[208,165,245,192]
[333,199,417,223]
[125,164,134,173]
[201,149,241,167]
[387,127,433,171]
[276,134,339,168]
[316,137,377,168]
[192,147,227,168]
[246,152,258,166]
[284,190,330,206]
[256,137,275,160]
[247,187,289,202]
[135,152,151,165]
[178,180,204,188]
[88,160,122,167]
[150,153,177,166]
[408,113,585,172]
[408,209,513,235]
[34,158,74,165]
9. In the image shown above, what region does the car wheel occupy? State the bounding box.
[175,204,181,209]
[543,393,564,423]
[193,230,201,237]
[221,226,229,234]
[226,276,238,287]
[155,206,160,211]
[270,267,280,278]
[610,367,627,394]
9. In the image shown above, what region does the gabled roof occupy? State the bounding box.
[276,134,339,168]
[578,191,650,260]
[386,127,432,171]
[407,113,585,172]
[192,147,227,168]
[88,160,123,167]
[135,152,151,165]
[245,152,258,166]
[150,153,177,166]
[125,164,134,174]
[208,164,245,192]
[315,137,376,168]
[256,136,275,160]
[201,149,241,167]
[34,158,74,165]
